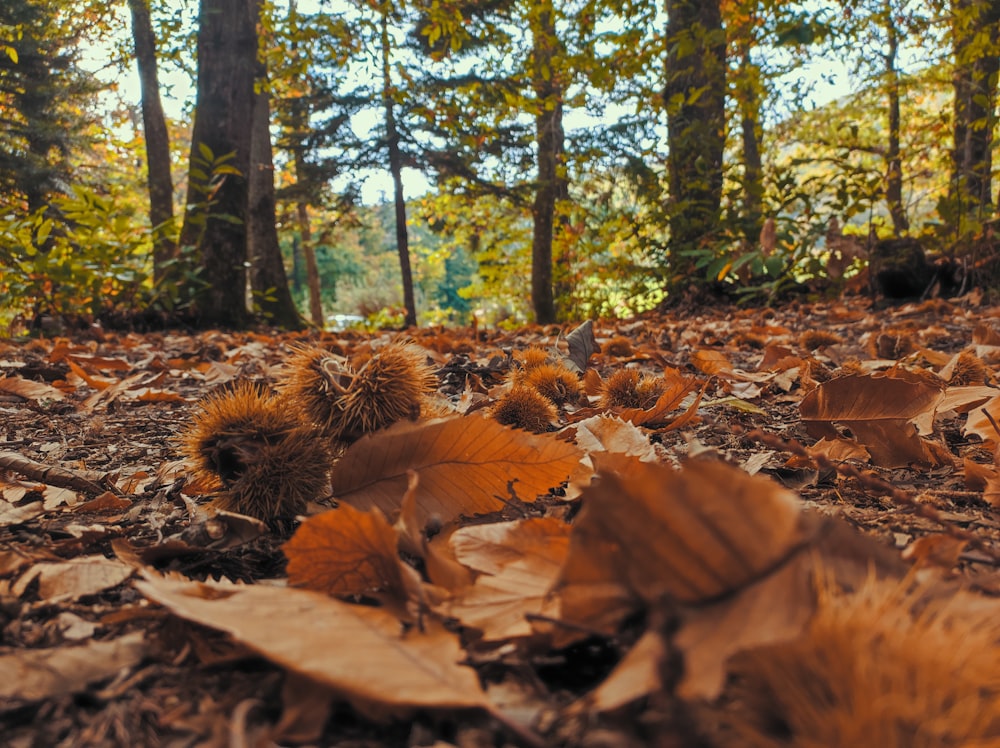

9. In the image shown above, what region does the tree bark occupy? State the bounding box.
[296,202,325,326]
[736,36,764,243]
[127,0,176,283]
[247,60,302,330]
[951,0,1000,221]
[530,1,566,325]
[381,6,417,328]
[884,7,909,234]
[663,0,726,280]
[178,0,256,328]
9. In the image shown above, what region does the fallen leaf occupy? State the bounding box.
[285,504,408,602]
[800,372,946,468]
[330,415,582,526]
[443,518,569,640]
[551,456,806,642]
[12,555,134,602]
[0,632,145,707]
[0,376,65,401]
[136,574,491,717]
[571,630,665,714]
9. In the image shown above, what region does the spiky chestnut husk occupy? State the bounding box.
[712,580,1000,748]
[282,341,438,443]
[521,362,583,406]
[800,329,844,351]
[600,368,666,410]
[516,347,550,371]
[280,345,355,438]
[949,350,987,386]
[181,382,331,521]
[602,336,634,357]
[491,385,558,433]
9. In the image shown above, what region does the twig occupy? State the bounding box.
[0,450,115,496]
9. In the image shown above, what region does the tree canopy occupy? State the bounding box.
[1,0,1000,331]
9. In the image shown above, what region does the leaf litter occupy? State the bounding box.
[2,299,1000,746]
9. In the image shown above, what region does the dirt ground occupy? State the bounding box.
[2,294,1000,747]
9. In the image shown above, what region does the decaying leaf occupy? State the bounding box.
[442,518,569,640]
[12,555,134,602]
[554,455,805,628]
[330,415,582,526]
[136,574,491,717]
[0,632,145,708]
[800,371,947,467]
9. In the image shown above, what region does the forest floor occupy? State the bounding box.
[3,291,1000,748]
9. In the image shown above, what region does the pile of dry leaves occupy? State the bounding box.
[3,294,1000,747]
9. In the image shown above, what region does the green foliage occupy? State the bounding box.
[0,186,153,328]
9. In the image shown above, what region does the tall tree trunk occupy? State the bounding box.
[951,0,1000,222]
[737,37,764,244]
[530,0,566,325]
[286,0,325,327]
[296,201,324,326]
[381,6,417,328]
[664,0,726,281]
[127,0,176,283]
[247,56,302,330]
[885,7,909,234]
[178,0,256,328]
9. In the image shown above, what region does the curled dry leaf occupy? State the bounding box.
[0,376,66,402]
[330,415,582,526]
[800,371,947,468]
[442,518,569,641]
[551,455,805,644]
[136,574,491,718]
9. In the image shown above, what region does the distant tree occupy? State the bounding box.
[0,0,98,212]
[663,0,727,282]
[378,1,418,327]
[247,63,302,329]
[950,0,1000,223]
[269,0,362,326]
[177,0,257,327]
[127,0,176,282]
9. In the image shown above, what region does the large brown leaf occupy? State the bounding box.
[800,371,946,467]
[330,415,582,525]
[551,455,805,641]
[136,574,490,717]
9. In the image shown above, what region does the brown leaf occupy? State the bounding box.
[136,574,491,717]
[800,372,947,468]
[330,415,582,526]
[691,349,732,375]
[552,456,805,639]
[0,376,65,401]
[0,632,145,707]
[12,555,134,602]
[442,518,569,641]
[285,504,407,602]
[570,631,665,714]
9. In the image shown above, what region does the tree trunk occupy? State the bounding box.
[247,56,302,330]
[885,7,909,234]
[530,1,566,325]
[663,0,726,280]
[381,7,417,328]
[296,202,325,326]
[737,37,764,244]
[951,0,1000,221]
[178,0,256,328]
[127,0,176,283]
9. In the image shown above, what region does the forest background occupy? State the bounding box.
[2,0,999,333]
